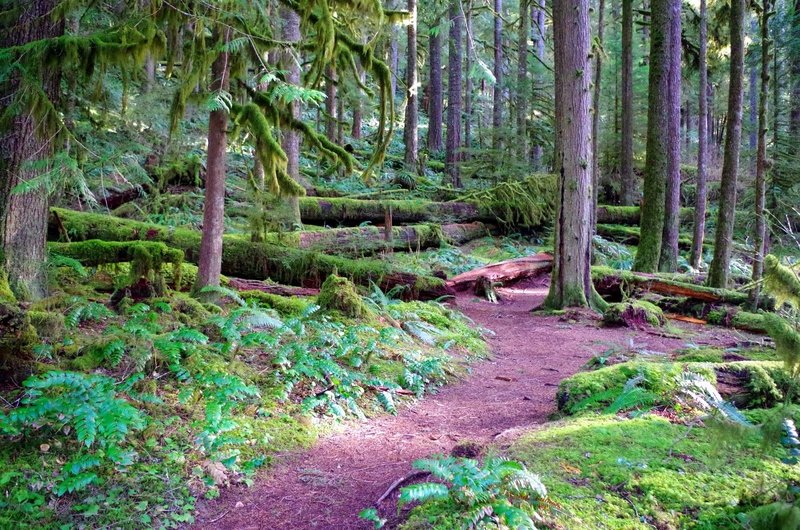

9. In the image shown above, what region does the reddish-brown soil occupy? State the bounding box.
[193,284,756,530]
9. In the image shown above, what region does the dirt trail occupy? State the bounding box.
[194,285,753,530]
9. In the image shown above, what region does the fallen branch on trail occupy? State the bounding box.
[447,253,554,292]
[48,208,452,300]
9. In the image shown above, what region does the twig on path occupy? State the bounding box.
[207,509,231,524]
[375,471,430,505]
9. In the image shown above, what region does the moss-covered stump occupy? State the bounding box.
[603,300,664,328]
[318,275,371,318]
[48,208,451,300]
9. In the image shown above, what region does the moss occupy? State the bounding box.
[240,290,313,316]
[318,275,370,318]
[0,269,15,303]
[603,300,664,327]
[27,310,66,340]
[0,301,38,370]
[503,414,800,530]
[69,349,105,371]
[457,174,558,229]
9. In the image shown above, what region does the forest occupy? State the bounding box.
[1,0,800,527]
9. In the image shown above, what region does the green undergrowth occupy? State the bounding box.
[507,414,800,529]
[0,280,487,528]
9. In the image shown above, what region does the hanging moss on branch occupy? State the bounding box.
[763,255,800,309]
[455,174,558,229]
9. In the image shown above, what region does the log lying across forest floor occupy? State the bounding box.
[446,253,554,292]
[48,209,452,300]
[297,196,690,227]
[595,224,702,250]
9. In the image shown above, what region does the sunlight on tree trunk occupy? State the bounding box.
[403,0,419,172]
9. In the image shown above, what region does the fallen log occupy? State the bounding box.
[446,253,554,292]
[591,266,751,306]
[48,208,452,300]
[299,196,483,225]
[596,206,694,225]
[596,224,701,250]
[297,222,488,255]
[227,278,319,297]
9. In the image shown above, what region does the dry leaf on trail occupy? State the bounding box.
[203,460,229,486]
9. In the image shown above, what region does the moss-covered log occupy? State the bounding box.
[48,240,184,267]
[298,196,483,225]
[596,224,703,250]
[48,208,451,300]
[596,206,694,225]
[297,222,487,255]
[591,266,751,305]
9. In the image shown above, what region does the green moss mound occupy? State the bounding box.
[603,300,664,327]
[318,275,370,318]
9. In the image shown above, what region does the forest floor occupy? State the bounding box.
[192,279,758,530]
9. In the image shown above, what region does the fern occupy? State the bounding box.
[675,372,752,426]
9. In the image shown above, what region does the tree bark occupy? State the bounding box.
[708,0,745,288]
[751,0,772,304]
[659,0,682,272]
[428,22,444,152]
[633,0,670,272]
[446,0,463,186]
[516,0,529,157]
[620,0,635,204]
[0,0,63,300]
[196,28,232,290]
[531,0,547,167]
[325,66,337,142]
[281,7,304,225]
[591,0,606,224]
[791,0,800,144]
[464,1,474,158]
[492,0,504,151]
[403,0,419,171]
[545,0,598,309]
[690,0,708,269]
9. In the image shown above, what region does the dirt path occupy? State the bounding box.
[194,285,755,530]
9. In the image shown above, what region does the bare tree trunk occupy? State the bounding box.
[591,0,606,220]
[0,0,63,300]
[446,0,463,187]
[751,0,773,304]
[690,0,708,269]
[516,0,529,157]
[708,0,745,288]
[196,28,232,290]
[791,0,800,144]
[659,0,682,272]
[620,0,635,204]
[464,0,473,158]
[352,66,364,139]
[390,13,399,103]
[531,0,546,167]
[325,66,337,142]
[545,0,598,309]
[633,0,671,272]
[492,0,503,151]
[281,7,305,225]
[428,22,444,152]
[403,0,419,171]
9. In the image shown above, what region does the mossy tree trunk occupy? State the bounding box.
[545,0,597,309]
[690,0,709,269]
[492,0,503,152]
[620,0,635,205]
[0,0,63,301]
[427,20,444,152]
[659,0,682,272]
[708,0,745,288]
[403,0,419,172]
[196,27,232,290]
[751,0,773,304]
[446,0,463,187]
[633,0,671,273]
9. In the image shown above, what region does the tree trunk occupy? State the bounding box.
[446,0,463,187]
[403,0,419,171]
[620,0,635,205]
[492,0,503,151]
[531,0,547,167]
[281,7,304,225]
[390,14,400,103]
[352,65,364,139]
[658,0,682,272]
[516,0,529,157]
[751,0,772,304]
[464,1,474,158]
[0,0,63,300]
[791,0,800,144]
[428,22,444,152]
[690,0,709,269]
[545,0,598,309]
[591,0,606,223]
[633,0,671,272]
[708,0,745,288]
[325,66,337,142]
[195,28,232,290]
